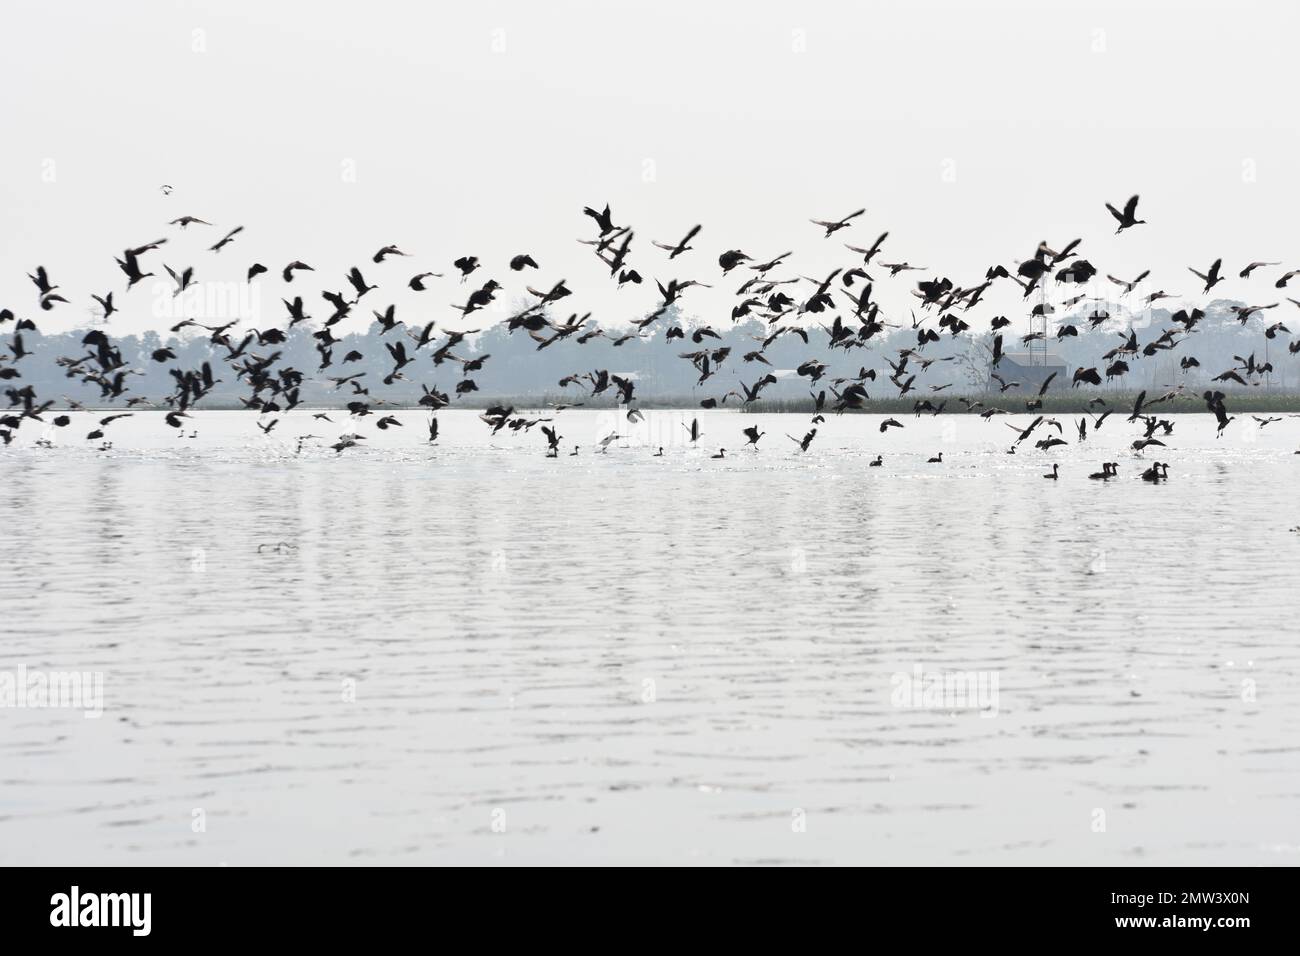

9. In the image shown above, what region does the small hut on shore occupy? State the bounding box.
[988,352,1068,392]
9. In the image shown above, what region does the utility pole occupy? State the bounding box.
[1032,277,1048,369]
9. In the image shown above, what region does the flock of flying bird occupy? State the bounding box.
[3,191,1299,480]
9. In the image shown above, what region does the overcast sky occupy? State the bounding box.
[4,0,1297,337]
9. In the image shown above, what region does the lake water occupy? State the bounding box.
[1,408,1298,865]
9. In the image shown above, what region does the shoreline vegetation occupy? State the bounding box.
[52,392,1300,414]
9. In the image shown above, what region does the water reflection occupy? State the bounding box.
[0,411,1295,864]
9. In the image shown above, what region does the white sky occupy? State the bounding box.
[4,0,1297,336]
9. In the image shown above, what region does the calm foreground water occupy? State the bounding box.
[1,408,1297,865]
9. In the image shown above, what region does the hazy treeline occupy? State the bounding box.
[13,298,1296,409]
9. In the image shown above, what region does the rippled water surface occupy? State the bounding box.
[1,409,1298,865]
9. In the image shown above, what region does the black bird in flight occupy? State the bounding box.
[372,245,408,263]
[1105,195,1145,233]
[787,428,817,452]
[845,231,888,263]
[209,225,244,252]
[810,208,865,238]
[282,260,314,282]
[1188,258,1225,294]
[652,225,702,259]
[1239,260,1278,278]
[453,256,479,280]
[583,204,618,236]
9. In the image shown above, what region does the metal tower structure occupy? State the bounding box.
[1262,318,1273,390]
[1027,276,1049,368]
